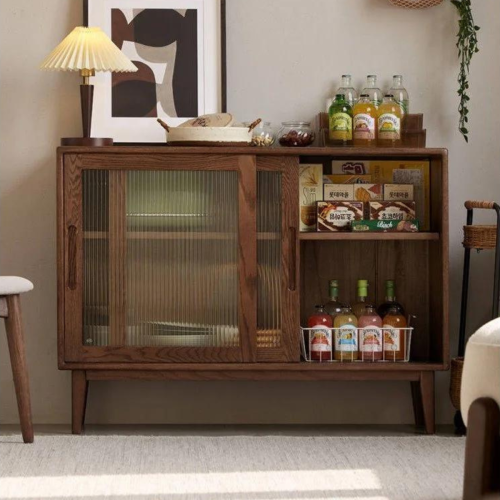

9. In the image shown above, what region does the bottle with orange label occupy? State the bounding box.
[382,305,407,361]
[377,94,403,147]
[352,94,377,147]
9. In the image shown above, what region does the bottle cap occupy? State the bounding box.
[358,279,369,287]
[342,74,351,78]
[367,74,377,78]
[329,279,339,287]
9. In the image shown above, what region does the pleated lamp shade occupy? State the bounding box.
[40,26,137,72]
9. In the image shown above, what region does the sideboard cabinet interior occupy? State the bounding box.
[58,147,448,434]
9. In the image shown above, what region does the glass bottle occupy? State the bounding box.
[337,74,358,108]
[361,75,382,108]
[328,94,353,146]
[377,94,403,147]
[333,307,358,361]
[389,75,409,116]
[383,306,407,361]
[324,279,344,320]
[352,94,377,147]
[352,279,369,318]
[358,305,383,362]
[377,280,405,319]
[307,305,333,361]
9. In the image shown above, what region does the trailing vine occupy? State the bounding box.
[451,0,479,142]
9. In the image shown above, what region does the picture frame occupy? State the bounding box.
[86,0,226,143]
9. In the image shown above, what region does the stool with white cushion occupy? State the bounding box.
[461,318,500,500]
[0,276,34,443]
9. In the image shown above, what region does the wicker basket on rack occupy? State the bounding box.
[449,357,464,410]
[389,0,443,8]
[463,201,499,249]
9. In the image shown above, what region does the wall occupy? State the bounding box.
[1,0,499,425]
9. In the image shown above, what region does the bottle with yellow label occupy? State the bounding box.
[328,94,353,146]
[352,94,377,147]
[377,94,402,147]
[333,307,358,361]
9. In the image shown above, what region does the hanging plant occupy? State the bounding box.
[451,0,479,142]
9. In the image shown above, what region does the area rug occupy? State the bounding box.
[0,435,465,500]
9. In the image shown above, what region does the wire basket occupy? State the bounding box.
[301,326,413,363]
[463,225,497,250]
[389,0,443,8]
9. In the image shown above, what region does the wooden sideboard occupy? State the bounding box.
[57,146,449,434]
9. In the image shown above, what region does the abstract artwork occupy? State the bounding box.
[88,0,225,142]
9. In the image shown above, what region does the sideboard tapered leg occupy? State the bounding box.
[72,370,88,434]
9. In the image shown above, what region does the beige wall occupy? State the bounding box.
[1,0,499,425]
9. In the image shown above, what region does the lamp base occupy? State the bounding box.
[61,137,114,147]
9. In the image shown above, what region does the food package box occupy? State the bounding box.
[323,174,372,184]
[353,184,383,202]
[369,201,416,221]
[383,184,414,201]
[352,219,420,233]
[331,160,429,230]
[370,161,429,230]
[299,164,323,232]
[331,160,370,175]
[324,184,354,202]
[317,201,364,232]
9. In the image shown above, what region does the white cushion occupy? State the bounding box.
[461,318,500,426]
[0,276,34,296]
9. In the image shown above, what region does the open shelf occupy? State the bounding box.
[299,232,440,241]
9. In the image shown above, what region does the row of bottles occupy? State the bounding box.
[307,279,407,362]
[329,93,404,147]
[330,74,409,113]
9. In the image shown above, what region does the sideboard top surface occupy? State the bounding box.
[57,146,448,159]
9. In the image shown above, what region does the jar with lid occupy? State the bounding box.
[245,121,276,147]
[278,121,315,147]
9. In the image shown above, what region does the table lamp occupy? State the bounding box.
[40,26,137,146]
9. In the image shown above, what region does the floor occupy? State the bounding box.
[0,425,464,500]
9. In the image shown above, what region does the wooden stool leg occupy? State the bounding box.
[4,295,34,443]
[420,371,435,434]
[72,370,88,434]
[411,380,425,427]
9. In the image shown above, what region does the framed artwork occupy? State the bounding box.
[87,0,226,142]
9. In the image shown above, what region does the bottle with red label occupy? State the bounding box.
[307,305,333,361]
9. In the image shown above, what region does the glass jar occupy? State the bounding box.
[245,121,276,147]
[278,121,315,147]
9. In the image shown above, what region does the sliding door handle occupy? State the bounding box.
[288,227,297,291]
[68,225,78,290]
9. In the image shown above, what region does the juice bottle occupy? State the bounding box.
[352,279,369,318]
[337,74,358,108]
[389,75,409,115]
[307,305,333,361]
[352,94,377,147]
[333,307,358,361]
[377,280,405,319]
[328,94,353,146]
[361,75,382,108]
[324,279,344,321]
[358,305,383,362]
[377,94,403,147]
[382,306,407,361]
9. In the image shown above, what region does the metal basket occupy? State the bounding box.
[301,326,414,363]
[389,0,443,8]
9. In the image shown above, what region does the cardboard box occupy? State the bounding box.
[324,184,354,202]
[353,184,383,202]
[352,219,420,233]
[317,201,364,232]
[369,201,416,221]
[384,184,414,201]
[299,164,323,232]
[323,174,372,184]
[331,160,370,175]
